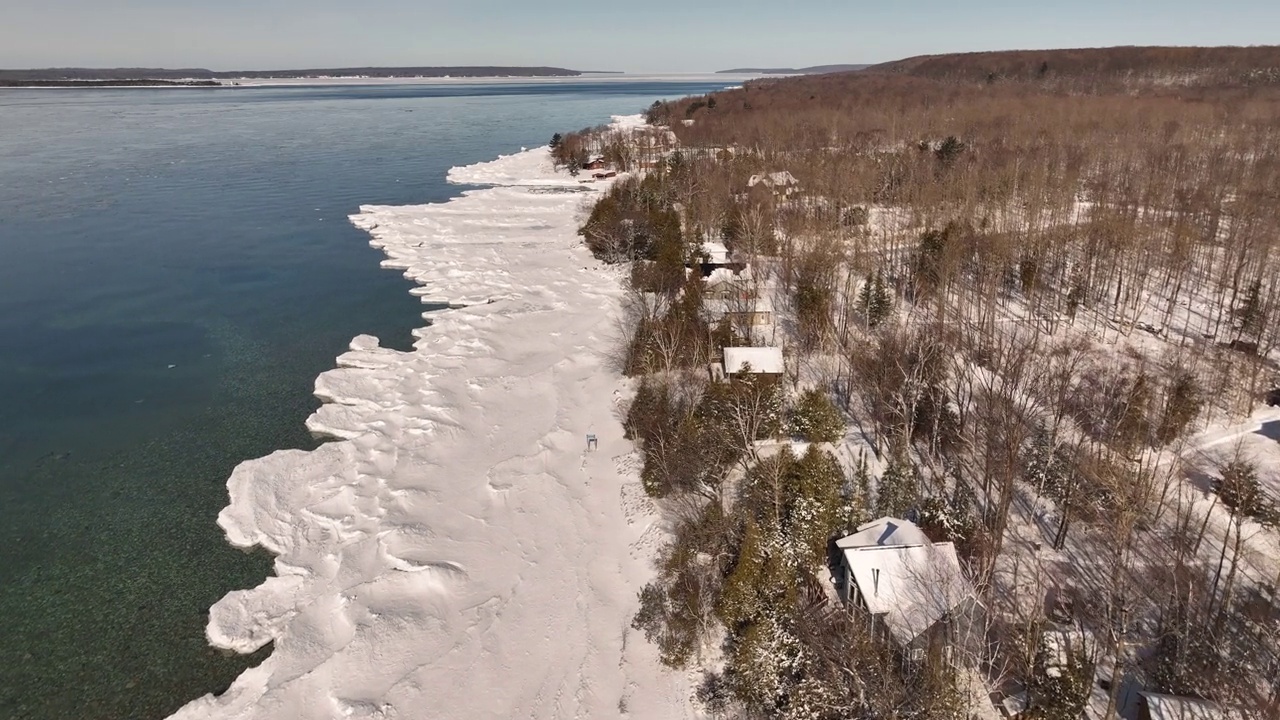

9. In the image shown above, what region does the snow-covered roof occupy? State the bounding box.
[723,346,784,375]
[1139,693,1239,720]
[837,517,973,644]
[748,171,798,188]
[705,265,753,286]
[836,516,930,549]
[700,241,731,265]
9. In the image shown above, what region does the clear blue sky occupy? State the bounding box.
[4,0,1278,73]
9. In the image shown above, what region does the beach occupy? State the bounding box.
[170,118,689,719]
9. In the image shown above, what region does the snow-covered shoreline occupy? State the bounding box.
[171,117,690,719]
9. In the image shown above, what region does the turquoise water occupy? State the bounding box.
[0,79,730,719]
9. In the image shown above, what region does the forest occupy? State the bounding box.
[555,46,1280,719]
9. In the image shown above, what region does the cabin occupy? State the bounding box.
[835,517,976,657]
[704,265,755,300]
[582,156,608,171]
[1138,693,1240,720]
[747,170,800,196]
[722,346,784,378]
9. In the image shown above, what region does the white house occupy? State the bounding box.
[835,517,975,648]
[722,346,784,377]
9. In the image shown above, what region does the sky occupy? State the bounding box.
[3,0,1279,73]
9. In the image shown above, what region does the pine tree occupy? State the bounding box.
[1215,459,1266,519]
[847,451,873,530]
[789,388,845,443]
[787,447,845,560]
[1232,278,1264,341]
[856,270,892,328]
[875,451,918,518]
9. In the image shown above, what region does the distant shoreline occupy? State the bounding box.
[0,65,595,84]
[0,79,222,88]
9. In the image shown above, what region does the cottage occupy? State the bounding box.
[835,517,976,651]
[704,265,755,300]
[722,346,784,377]
[747,170,800,195]
[582,156,608,171]
[1138,693,1240,720]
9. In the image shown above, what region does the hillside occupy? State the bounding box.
[864,45,1280,85]
[555,43,1280,720]
[717,63,870,75]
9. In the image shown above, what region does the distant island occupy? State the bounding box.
[717,63,870,75]
[0,66,588,84]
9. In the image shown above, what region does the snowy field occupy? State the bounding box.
[170,118,691,719]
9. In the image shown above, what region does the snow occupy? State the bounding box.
[1139,692,1241,720]
[723,346,784,375]
[170,116,690,719]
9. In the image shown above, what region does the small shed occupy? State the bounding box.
[723,346,784,377]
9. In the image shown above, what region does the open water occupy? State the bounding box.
[0,77,732,719]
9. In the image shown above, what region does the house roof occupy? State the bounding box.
[723,346,784,374]
[700,241,731,265]
[838,518,973,644]
[705,265,753,286]
[748,171,798,188]
[836,517,930,549]
[1139,693,1239,720]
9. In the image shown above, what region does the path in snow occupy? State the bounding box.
[171,119,690,719]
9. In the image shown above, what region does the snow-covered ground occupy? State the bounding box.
[170,118,691,719]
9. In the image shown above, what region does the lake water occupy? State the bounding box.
[0,78,732,719]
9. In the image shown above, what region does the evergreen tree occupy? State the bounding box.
[1155,370,1202,446]
[1215,459,1267,519]
[875,451,918,518]
[935,135,966,169]
[786,447,845,560]
[847,451,873,530]
[788,388,845,443]
[1232,278,1264,341]
[856,270,892,329]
